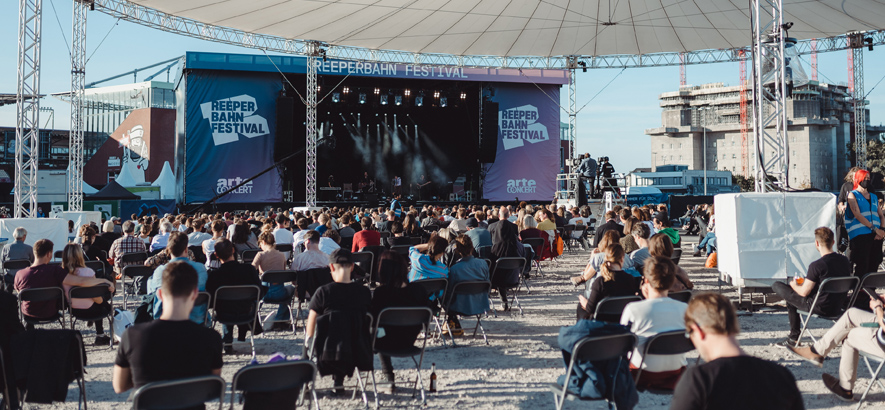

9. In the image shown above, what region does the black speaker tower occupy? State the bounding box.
[478,101,498,163]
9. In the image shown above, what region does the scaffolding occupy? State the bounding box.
[68,0,89,211]
[14,0,42,218]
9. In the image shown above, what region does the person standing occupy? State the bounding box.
[576,153,597,202]
[600,157,616,192]
[845,169,885,308]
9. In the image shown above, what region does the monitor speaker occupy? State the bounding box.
[478,101,499,163]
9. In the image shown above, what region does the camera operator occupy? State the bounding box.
[576,153,597,204]
[599,157,616,193]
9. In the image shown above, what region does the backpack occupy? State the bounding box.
[554,234,564,257]
[705,252,718,268]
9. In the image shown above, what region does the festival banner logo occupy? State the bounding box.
[200,95,269,146]
[499,105,550,150]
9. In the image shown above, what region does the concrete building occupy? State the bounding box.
[646,81,885,190]
[628,165,736,195]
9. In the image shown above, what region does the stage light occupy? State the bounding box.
[433,91,440,98]
[380,95,388,105]
[359,93,366,104]
[460,92,467,99]
[343,87,350,94]
[332,93,340,103]
[404,89,411,96]
[317,86,321,91]
[415,96,423,106]
[374,88,380,95]
[395,96,403,106]
[440,97,447,107]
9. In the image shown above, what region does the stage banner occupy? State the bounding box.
[184,71,282,203]
[483,83,560,202]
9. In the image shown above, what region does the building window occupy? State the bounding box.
[713,141,717,147]
[670,144,673,149]
[661,144,665,149]
[732,154,736,159]
[679,143,683,148]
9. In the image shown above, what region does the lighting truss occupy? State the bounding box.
[69,0,89,212]
[15,0,42,218]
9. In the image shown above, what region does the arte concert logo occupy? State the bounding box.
[217,177,253,195]
[200,94,269,146]
[507,179,537,194]
[499,104,549,150]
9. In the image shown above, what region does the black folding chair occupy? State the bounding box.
[131,375,225,410]
[231,360,319,410]
[407,278,449,347]
[120,251,148,267]
[12,329,87,408]
[370,307,433,406]
[521,237,546,276]
[84,260,109,280]
[390,245,411,257]
[67,284,115,348]
[351,251,374,284]
[122,265,155,310]
[2,259,30,292]
[477,245,492,260]
[211,285,262,360]
[195,292,211,326]
[307,311,374,407]
[670,249,683,265]
[795,276,860,347]
[275,244,294,264]
[444,280,492,346]
[0,345,9,410]
[241,249,260,265]
[848,272,885,307]
[188,245,207,264]
[294,267,333,329]
[560,225,575,254]
[668,290,692,303]
[17,287,66,328]
[53,250,63,261]
[339,236,354,252]
[490,257,527,315]
[258,270,298,334]
[549,333,637,410]
[594,295,642,323]
[633,330,696,394]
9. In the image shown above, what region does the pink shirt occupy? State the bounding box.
[63,266,96,310]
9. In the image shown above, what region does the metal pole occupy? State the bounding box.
[305,42,319,207]
[703,109,708,195]
[69,0,88,212]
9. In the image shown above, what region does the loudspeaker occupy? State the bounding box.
[478,101,499,163]
[274,97,295,162]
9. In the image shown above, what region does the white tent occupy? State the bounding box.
[114,162,139,188]
[123,0,885,57]
[151,161,177,200]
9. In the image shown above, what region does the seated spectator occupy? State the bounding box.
[576,244,636,320]
[62,243,113,345]
[648,234,693,292]
[679,205,694,228]
[489,207,526,310]
[465,217,492,253]
[100,220,122,244]
[621,256,688,390]
[231,222,259,258]
[772,227,851,347]
[1,227,33,288]
[147,232,208,324]
[402,214,425,239]
[315,214,333,235]
[206,239,263,353]
[291,231,329,271]
[305,249,372,394]
[446,236,491,330]
[653,212,680,246]
[569,208,592,249]
[595,211,621,247]
[292,218,311,250]
[620,217,640,254]
[113,261,223,400]
[109,221,148,279]
[692,205,717,257]
[450,209,469,233]
[202,219,227,270]
[187,219,212,247]
[518,215,545,242]
[407,234,449,283]
[253,232,293,329]
[387,221,411,247]
[273,214,295,245]
[672,293,804,410]
[352,217,381,252]
[14,239,113,330]
[369,251,424,394]
[79,225,109,262]
[788,292,885,402]
[628,223,652,271]
[149,221,174,253]
[138,224,152,245]
[571,230,631,286]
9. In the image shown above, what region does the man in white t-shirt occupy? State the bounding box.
[273,214,294,245]
[621,255,688,391]
[568,208,591,249]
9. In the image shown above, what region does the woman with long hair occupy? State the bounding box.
[576,244,636,320]
[648,234,694,292]
[402,214,425,239]
[571,230,632,286]
[62,244,112,345]
[620,217,640,254]
[846,169,885,307]
[407,233,449,282]
[231,222,258,257]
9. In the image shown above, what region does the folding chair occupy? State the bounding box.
[444,280,492,346]
[359,245,386,280]
[231,360,319,410]
[560,225,575,254]
[390,245,411,257]
[549,333,637,410]
[795,276,860,347]
[670,249,683,265]
[211,285,262,359]
[593,295,643,324]
[477,246,492,260]
[53,251,63,261]
[258,270,298,334]
[848,272,885,308]
[2,259,30,292]
[370,307,433,406]
[339,236,354,252]
[67,284,115,348]
[633,330,696,394]
[307,311,374,408]
[276,244,294,263]
[17,287,66,329]
[122,265,154,310]
[120,251,148,268]
[490,257,527,315]
[668,290,692,303]
[188,245,207,264]
[241,249,260,265]
[12,329,87,409]
[407,278,448,347]
[855,349,885,410]
[521,238,546,276]
[0,345,11,410]
[132,375,225,410]
[351,251,374,284]
[195,291,211,325]
[294,268,333,329]
[84,260,108,280]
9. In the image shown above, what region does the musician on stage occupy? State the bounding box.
[327,174,336,188]
[393,175,402,196]
[417,174,432,201]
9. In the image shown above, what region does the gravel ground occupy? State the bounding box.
[30,233,885,409]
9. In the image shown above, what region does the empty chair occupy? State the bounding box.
[231,360,319,410]
[490,257,527,315]
[560,225,575,253]
[3,259,31,292]
[550,333,637,410]
[122,265,155,310]
[671,249,683,265]
[444,280,492,346]
[633,330,697,394]
[18,287,66,329]
[240,249,260,265]
[131,375,225,410]
[594,295,643,324]
[188,246,207,264]
[370,307,433,406]
[668,290,692,303]
[849,272,885,307]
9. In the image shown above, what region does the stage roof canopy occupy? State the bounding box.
[123,0,885,58]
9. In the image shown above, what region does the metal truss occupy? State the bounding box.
[69,0,89,212]
[566,56,578,167]
[752,0,789,192]
[305,41,319,207]
[849,32,867,168]
[91,0,885,70]
[15,0,42,218]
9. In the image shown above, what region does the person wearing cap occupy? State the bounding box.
[305,248,372,393]
[653,211,680,246]
[464,217,492,254]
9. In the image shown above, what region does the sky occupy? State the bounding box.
[1,1,884,174]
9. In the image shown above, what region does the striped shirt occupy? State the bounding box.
[407,246,449,282]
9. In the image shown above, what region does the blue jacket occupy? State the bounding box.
[557,320,639,409]
[446,256,490,315]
